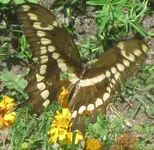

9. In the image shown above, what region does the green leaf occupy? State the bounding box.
[130,21,147,36]
[112,0,127,5]
[0,71,27,95]
[71,0,78,4]
[0,25,7,29]
[134,125,143,132]
[14,0,25,4]
[87,0,108,5]
[132,101,141,118]
[100,128,108,137]
[14,0,38,4]
[0,0,10,4]
[28,0,38,4]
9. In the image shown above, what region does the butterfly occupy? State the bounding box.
[17,3,149,134]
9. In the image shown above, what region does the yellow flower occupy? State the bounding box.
[61,132,72,144]
[3,112,16,127]
[48,108,71,143]
[21,142,29,149]
[0,96,16,130]
[52,108,71,129]
[0,96,15,113]
[48,108,83,144]
[58,87,70,108]
[61,131,83,145]
[86,139,105,150]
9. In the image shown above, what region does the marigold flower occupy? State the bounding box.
[52,108,71,129]
[0,96,16,130]
[0,96,15,113]
[61,130,83,145]
[60,132,72,144]
[86,139,105,150]
[48,108,83,144]
[58,87,70,108]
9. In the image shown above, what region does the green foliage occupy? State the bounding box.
[0,37,9,61]
[0,4,32,61]
[11,104,59,150]
[87,0,153,45]
[60,71,72,80]
[19,35,32,59]
[118,65,154,118]
[0,0,38,4]
[134,124,154,150]
[0,33,31,61]
[86,111,125,148]
[51,0,82,17]
[0,70,26,91]
[0,70,27,98]
[76,35,104,62]
[0,0,10,4]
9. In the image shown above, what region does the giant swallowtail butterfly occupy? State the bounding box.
[17,3,149,133]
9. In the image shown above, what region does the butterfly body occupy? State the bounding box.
[17,3,149,133]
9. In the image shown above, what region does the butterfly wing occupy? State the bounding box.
[70,39,149,133]
[17,3,81,112]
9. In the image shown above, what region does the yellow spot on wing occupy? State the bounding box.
[22,5,31,11]
[41,90,49,99]
[27,13,38,20]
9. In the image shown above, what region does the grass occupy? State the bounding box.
[11,107,55,150]
[117,66,154,118]
[0,0,154,149]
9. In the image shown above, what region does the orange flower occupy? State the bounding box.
[58,87,70,108]
[0,96,16,130]
[86,139,105,150]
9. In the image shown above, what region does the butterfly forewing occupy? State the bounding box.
[17,4,81,68]
[17,3,81,111]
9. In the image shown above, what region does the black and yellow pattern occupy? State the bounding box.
[17,3,149,133]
